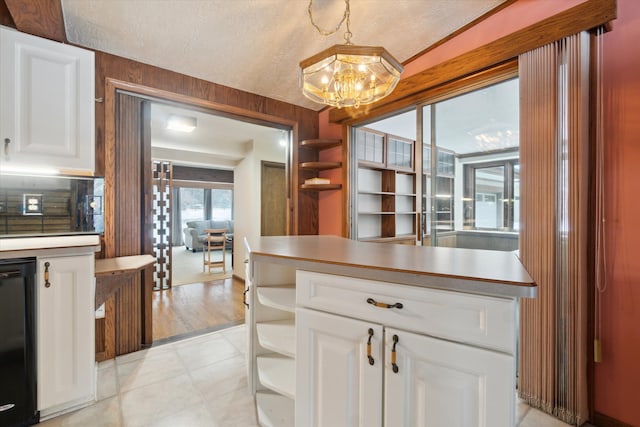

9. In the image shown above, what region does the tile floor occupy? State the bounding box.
[40,325,574,427]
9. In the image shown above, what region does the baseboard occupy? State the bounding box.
[593,412,633,427]
[233,273,245,283]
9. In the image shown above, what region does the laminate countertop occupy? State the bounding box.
[248,235,536,298]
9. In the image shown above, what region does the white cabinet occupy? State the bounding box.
[384,328,514,427]
[295,270,517,427]
[296,308,383,427]
[246,259,296,427]
[0,26,95,174]
[37,253,95,418]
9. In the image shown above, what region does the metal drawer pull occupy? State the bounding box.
[243,287,249,308]
[366,297,403,310]
[44,262,51,288]
[391,334,399,373]
[366,328,375,365]
[3,138,9,156]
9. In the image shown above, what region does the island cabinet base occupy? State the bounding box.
[248,266,520,427]
[295,270,517,427]
[247,236,534,427]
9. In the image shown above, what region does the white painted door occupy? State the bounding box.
[0,26,94,173]
[384,327,515,427]
[37,254,95,412]
[296,307,383,427]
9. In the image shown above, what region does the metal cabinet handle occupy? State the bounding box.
[391,334,399,373]
[366,328,375,366]
[44,262,51,288]
[366,297,403,310]
[3,138,9,156]
[243,287,249,308]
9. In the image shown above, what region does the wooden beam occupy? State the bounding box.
[330,0,617,123]
[0,1,16,28]
[5,0,67,42]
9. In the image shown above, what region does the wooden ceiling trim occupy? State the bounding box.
[0,1,16,28]
[402,0,519,66]
[4,0,67,42]
[329,0,616,123]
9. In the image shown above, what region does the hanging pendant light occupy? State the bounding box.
[299,0,403,109]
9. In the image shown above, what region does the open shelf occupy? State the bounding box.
[257,354,296,399]
[300,138,342,150]
[300,161,342,171]
[257,319,296,357]
[256,391,294,427]
[300,184,342,191]
[256,286,296,312]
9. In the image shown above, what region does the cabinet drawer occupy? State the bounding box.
[296,270,516,354]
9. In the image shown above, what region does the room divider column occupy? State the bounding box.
[152,160,172,290]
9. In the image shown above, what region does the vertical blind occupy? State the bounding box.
[518,32,590,425]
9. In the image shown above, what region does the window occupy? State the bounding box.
[421,77,519,250]
[211,188,233,220]
[179,187,205,232]
[463,160,519,231]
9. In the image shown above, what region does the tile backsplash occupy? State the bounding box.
[0,175,104,236]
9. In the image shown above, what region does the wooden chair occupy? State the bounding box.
[203,228,227,273]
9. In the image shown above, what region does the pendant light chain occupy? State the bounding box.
[308,0,352,44]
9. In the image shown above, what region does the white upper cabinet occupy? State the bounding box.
[0,26,95,174]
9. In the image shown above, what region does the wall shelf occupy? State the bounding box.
[300,139,342,150]
[300,161,342,171]
[300,184,342,191]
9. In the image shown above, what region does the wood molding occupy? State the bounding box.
[329,0,617,123]
[4,0,67,42]
[172,165,233,183]
[402,0,519,65]
[593,412,633,427]
[0,1,15,27]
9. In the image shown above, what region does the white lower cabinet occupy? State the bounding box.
[384,327,514,427]
[249,265,519,427]
[295,270,517,427]
[37,254,95,418]
[296,308,383,427]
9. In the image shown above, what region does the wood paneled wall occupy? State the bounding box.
[172,165,233,183]
[94,50,320,258]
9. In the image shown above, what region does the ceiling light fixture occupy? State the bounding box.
[166,115,197,132]
[299,0,403,109]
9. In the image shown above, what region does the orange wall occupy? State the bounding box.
[318,0,640,424]
[318,109,345,235]
[595,0,640,424]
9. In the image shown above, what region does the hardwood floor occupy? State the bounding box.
[152,277,245,344]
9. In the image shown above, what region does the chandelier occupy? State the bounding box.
[299,0,403,109]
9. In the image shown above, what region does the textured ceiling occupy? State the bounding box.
[61,0,507,111]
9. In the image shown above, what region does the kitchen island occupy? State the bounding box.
[245,235,536,427]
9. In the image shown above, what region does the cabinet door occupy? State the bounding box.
[296,307,383,427]
[0,27,94,173]
[384,328,515,427]
[37,255,95,412]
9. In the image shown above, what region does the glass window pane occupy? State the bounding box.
[474,166,505,228]
[211,189,233,220]
[180,188,205,231]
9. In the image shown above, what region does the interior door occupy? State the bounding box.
[384,327,515,427]
[261,161,287,236]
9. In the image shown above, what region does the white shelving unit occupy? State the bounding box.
[249,263,296,427]
[256,392,295,427]
[257,319,295,357]
[256,286,295,313]
[257,355,296,399]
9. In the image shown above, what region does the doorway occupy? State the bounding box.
[261,161,287,236]
[110,86,293,344]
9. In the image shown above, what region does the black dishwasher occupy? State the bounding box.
[0,258,38,427]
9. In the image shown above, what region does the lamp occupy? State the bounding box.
[299,0,403,109]
[166,115,197,132]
